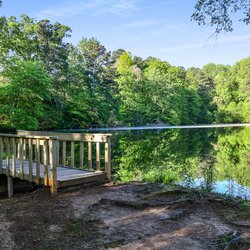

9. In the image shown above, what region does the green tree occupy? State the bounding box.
[186,67,216,123]
[0,15,71,71]
[116,52,151,125]
[0,15,72,128]
[64,38,118,128]
[214,57,250,122]
[202,63,230,80]
[0,61,52,130]
[78,37,112,88]
[116,53,201,125]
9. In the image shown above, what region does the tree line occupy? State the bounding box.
[0,15,249,130]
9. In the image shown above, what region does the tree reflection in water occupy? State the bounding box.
[111,127,250,199]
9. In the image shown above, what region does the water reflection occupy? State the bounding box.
[111,127,250,199]
[182,178,250,200]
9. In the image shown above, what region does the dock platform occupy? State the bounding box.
[0,131,111,197]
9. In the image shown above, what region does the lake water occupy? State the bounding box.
[106,127,250,200]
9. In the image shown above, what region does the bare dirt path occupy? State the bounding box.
[0,182,249,249]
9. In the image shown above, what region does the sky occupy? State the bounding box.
[1,0,250,68]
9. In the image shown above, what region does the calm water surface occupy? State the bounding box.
[108,127,250,199]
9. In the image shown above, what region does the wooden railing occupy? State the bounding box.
[17,131,112,181]
[0,133,58,197]
[1,131,112,197]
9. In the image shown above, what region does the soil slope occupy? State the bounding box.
[0,182,250,250]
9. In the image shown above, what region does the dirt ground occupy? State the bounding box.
[0,182,250,250]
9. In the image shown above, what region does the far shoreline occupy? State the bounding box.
[57,123,250,132]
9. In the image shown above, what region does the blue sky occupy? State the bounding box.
[1,0,250,68]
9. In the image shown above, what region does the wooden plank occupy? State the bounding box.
[58,171,103,180]
[0,133,54,140]
[6,137,10,176]
[57,140,60,166]
[17,131,112,143]
[35,139,40,184]
[105,137,111,181]
[57,174,106,188]
[49,138,58,194]
[43,140,49,186]
[62,141,66,166]
[17,139,20,159]
[7,176,13,198]
[71,141,75,167]
[96,142,100,171]
[88,142,92,170]
[28,139,33,182]
[19,138,24,179]
[23,142,26,160]
[0,137,3,174]
[12,138,16,177]
[80,142,84,168]
[57,169,97,178]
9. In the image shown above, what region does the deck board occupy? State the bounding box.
[1,159,105,188]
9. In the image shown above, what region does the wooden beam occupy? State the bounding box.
[57,140,60,166]
[96,142,100,171]
[6,137,10,176]
[17,131,112,143]
[35,139,40,184]
[88,142,92,170]
[12,138,16,177]
[7,176,13,198]
[71,141,75,167]
[57,173,106,188]
[19,138,24,179]
[0,137,3,174]
[28,139,33,182]
[49,138,58,194]
[43,140,49,186]
[62,141,66,166]
[105,137,111,181]
[0,133,52,140]
[80,142,84,168]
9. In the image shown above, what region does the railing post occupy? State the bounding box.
[71,141,75,167]
[105,136,111,181]
[0,137,2,174]
[35,139,40,184]
[12,138,16,178]
[43,140,49,186]
[19,138,24,179]
[88,142,92,170]
[49,137,58,194]
[7,176,13,198]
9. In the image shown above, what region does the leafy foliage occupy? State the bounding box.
[0,15,249,131]
[214,57,250,122]
[192,0,250,33]
[0,60,51,129]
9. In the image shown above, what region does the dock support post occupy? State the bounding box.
[105,137,111,181]
[49,137,58,195]
[7,176,13,198]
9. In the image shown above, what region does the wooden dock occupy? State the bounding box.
[0,131,111,197]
